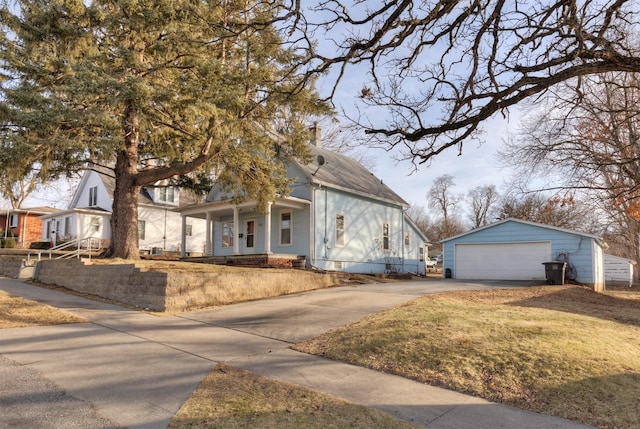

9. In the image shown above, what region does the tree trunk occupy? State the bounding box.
[108,160,141,259]
[106,102,142,260]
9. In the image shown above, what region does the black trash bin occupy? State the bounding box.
[542,262,566,285]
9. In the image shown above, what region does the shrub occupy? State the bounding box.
[4,238,16,248]
[29,241,51,250]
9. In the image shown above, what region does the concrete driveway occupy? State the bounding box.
[0,277,593,429]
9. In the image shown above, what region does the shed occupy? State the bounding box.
[441,218,607,291]
[604,254,636,287]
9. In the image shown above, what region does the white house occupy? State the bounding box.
[176,140,430,274]
[441,218,608,291]
[40,166,207,255]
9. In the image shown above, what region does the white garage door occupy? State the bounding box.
[455,242,551,280]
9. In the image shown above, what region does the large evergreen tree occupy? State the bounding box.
[0,0,327,258]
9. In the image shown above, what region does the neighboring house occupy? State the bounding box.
[604,254,636,287]
[441,218,607,291]
[176,139,430,274]
[39,166,207,255]
[0,207,59,248]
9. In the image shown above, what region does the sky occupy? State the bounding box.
[319,68,520,212]
[353,117,514,210]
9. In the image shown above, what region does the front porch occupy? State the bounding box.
[182,253,307,269]
[176,196,311,262]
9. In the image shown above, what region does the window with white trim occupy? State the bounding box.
[280,211,292,246]
[64,216,72,237]
[88,186,98,206]
[9,214,18,228]
[137,220,145,240]
[157,186,175,203]
[185,224,193,237]
[335,214,345,247]
[404,231,410,247]
[222,221,234,248]
[91,217,101,233]
[382,223,390,250]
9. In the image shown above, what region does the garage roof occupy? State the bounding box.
[441,217,608,249]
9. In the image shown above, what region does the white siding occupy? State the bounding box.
[76,171,112,210]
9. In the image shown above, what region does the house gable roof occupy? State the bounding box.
[441,217,608,249]
[70,165,203,209]
[295,145,409,207]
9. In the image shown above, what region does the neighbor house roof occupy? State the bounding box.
[296,144,409,207]
[1,206,59,215]
[441,217,608,249]
[71,164,203,209]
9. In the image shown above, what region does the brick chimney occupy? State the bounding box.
[310,122,322,148]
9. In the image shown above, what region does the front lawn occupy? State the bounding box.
[0,290,84,328]
[294,286,640,429]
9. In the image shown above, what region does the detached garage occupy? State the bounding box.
[441,218,607,291]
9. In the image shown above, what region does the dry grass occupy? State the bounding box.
[169,363,421,429]
[0,290,84,328]
[295,286,640,429]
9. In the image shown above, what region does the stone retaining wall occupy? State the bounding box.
[0,257,23,278]
[33,259,345,312]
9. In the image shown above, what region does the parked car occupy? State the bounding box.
[425,257,437,268]
[433,255,443,264]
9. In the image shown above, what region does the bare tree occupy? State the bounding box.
[302,1,639,166]
[405,203,431,238]
[501,71,640,273]
[467,185,499,228]
[496,193,603,233]
[428,174,465,239]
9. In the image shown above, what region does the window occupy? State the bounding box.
[335,214,345,247]
[222,221,234,248]
[89,186,98,206]
[382,223,390,250]
[137,220,145,240]
[185,224,193,237]
[246,220,255,249]
[9,214,18,228]
[419,246,424,262]
[157,186,175,203]
[91,217,101,233]
[64,216,72,237]
[280,211,292,246]
[404,231,410,247]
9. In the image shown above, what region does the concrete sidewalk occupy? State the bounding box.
[0,277,595,429]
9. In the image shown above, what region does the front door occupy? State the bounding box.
[245,219,255,251]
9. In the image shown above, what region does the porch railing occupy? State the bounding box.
[27,237,101,264]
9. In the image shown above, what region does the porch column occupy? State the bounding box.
[205,211,212,256]
[180,215,187,258]
[233,206,240,255]
[264,202,272,254]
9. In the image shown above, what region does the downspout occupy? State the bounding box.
[310,186,315,267]
[401,207,406,273]
[163,208,167,250]
[324,185,328,259]
[4,209,9,240]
